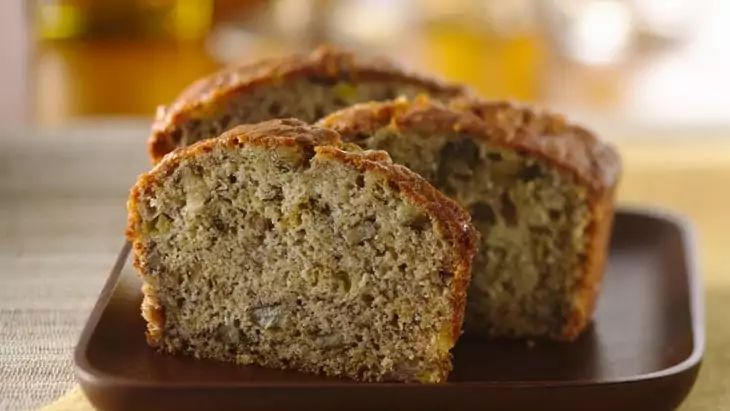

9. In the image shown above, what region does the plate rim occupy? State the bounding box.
[74,206,705,390]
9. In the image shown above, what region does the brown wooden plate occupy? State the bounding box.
[74,208,704,411]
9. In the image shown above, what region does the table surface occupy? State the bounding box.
[1,120,729,411]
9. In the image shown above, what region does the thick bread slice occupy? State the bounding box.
[127,118,477,382]
[148,45,469,163]
[318,97,621,341]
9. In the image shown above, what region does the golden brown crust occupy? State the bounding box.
[448,96,621,195]
[128,117,478,363]
[140,280,164,347]
[318,96,621,340]
[319,96,621,194]
[560,183,617,340]
[148,45,469,164]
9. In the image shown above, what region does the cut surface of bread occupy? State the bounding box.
[319,98,621,341]
[148,45,468,163]
[127,119,477,382]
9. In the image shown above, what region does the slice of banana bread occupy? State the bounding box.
[148,45,469,163]
[126,118,477,382]
[319,97,621,341]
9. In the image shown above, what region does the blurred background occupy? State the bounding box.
[1,0,729,126]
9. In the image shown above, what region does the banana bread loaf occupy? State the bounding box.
[126,118,478,382]
[318,97,621,341]
[148,45,468,163]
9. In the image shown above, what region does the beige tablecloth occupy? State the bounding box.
[0,120,728,411]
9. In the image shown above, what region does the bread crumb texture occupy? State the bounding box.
[127,119,477,382]
[320,97,620,340]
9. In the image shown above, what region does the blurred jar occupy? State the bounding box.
[33,0,214,41]
[30,0,230,123]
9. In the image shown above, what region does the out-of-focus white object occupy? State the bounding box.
[567,1,634,64]
[628,0,730,126]
[541,0,635,66]
[326,0,415,47]
[205,0,327,65]
[271,0,317,39]
[539,0,707,66]
[632,0,701,41]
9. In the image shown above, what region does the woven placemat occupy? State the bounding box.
[0,121,150,411]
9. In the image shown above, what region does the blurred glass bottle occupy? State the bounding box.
[33,0,214,41]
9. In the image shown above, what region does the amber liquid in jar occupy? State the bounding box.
[33,0,214,41]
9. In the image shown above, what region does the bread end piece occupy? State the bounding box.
[128,118,477,382]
